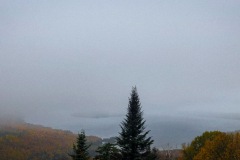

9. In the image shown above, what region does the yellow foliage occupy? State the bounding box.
[179,131,240,160]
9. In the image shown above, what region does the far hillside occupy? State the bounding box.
[0,121,102,160]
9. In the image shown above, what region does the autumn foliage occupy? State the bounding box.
[0,122,101,160]
[179,131,240,160]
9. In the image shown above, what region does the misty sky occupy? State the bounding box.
[1,0,240,144]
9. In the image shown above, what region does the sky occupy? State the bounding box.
[1,0,240,146]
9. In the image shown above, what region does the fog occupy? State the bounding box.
[1,0,240,146]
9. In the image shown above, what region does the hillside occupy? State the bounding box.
[0,121,102,160]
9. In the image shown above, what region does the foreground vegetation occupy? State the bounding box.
[70,87,154,160]
[179,131,240,160]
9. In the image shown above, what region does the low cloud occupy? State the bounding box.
[213,113,240,121]
[72,112,124,119]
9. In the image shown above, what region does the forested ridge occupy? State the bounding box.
[0,122,101,160]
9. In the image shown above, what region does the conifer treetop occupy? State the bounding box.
[117,87,154,160]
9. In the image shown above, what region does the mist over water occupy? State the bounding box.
[22,111,240,148]
[1,0,240,148]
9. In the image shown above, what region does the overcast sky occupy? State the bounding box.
[1,0,240,141]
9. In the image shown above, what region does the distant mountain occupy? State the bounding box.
[0,121,102,160]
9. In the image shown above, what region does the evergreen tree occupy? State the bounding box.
[116,87,154,160]
[94,143,121,160]
[69,130,91,160]
[142,147,159,160]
